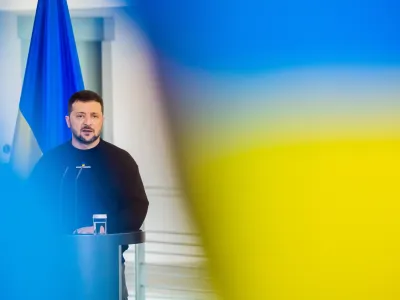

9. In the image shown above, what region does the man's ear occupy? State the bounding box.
[65,115,71,128]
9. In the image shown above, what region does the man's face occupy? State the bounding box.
[65,100,103,145]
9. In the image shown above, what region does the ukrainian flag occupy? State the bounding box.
[138,0,400,299]
[10,0,84,178]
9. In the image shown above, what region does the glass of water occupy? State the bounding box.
[93,214,107,234]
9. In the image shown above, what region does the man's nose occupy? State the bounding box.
[83,115,93,125]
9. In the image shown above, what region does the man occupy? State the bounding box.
[30,90,149,300]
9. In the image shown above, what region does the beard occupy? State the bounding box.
[72,127,101,145]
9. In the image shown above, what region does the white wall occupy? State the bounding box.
[0,12,22,163]
[102,10,200,252]
[107,10,179,189]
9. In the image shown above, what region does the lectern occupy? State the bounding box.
[61,231,145,300]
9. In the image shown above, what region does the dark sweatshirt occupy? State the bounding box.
[29,139,149,254]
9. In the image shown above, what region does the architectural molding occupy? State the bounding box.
[0,0,131,12]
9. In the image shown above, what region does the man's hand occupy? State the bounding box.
[73,226,105,234]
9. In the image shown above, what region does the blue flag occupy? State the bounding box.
[10,0,84,178]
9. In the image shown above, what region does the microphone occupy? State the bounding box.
[74,166,84,231]
[59,166,70,232]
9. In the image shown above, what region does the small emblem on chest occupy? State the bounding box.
[76,163,92,169]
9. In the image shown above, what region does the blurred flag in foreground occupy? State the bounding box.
[10,0,84,178]
[137,1,400,299]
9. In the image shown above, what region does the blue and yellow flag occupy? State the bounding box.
[138,0,400,299]
[10,0,84,178]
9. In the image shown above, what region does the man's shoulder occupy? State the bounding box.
[41,141,71,161]
[34,142,72,171]
[101,140,131,156]
[30,141,71,179]
[100,140,137,164]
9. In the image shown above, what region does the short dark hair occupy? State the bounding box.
[68,90,104,115]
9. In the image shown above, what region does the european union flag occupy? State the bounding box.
[10,0,84,178]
